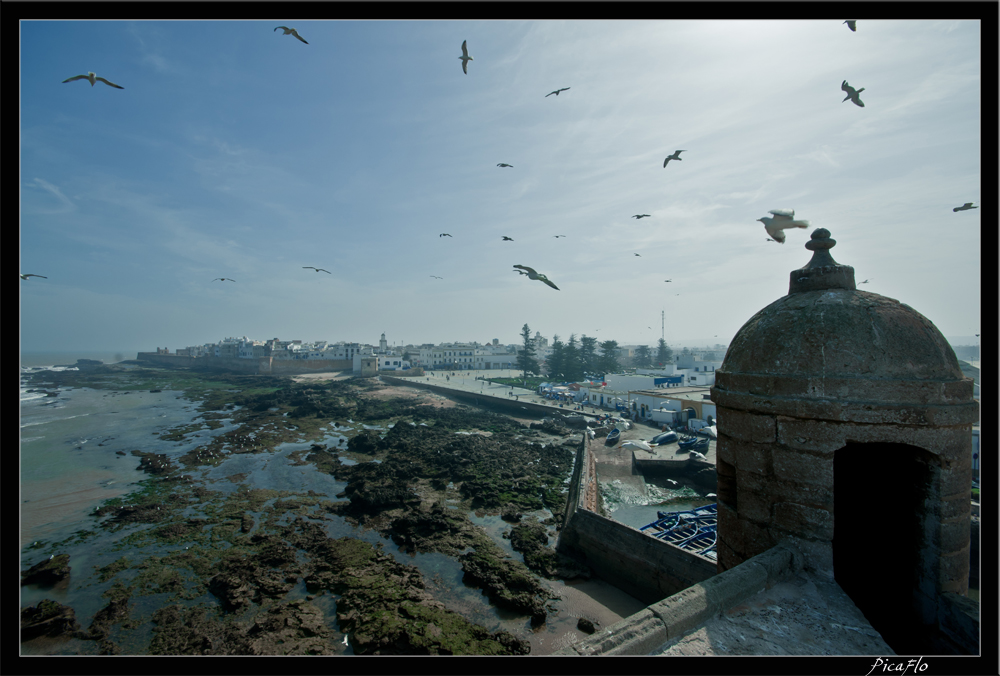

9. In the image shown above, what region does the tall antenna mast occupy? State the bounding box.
[661,309,665,342]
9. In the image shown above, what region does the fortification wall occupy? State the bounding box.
[557,434,717,605]
[269,358,352,374]
[136,353,353,375]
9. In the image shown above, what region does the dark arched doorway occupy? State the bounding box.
[833,442,939,654]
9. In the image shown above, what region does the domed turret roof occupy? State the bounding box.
[713,230,976,424]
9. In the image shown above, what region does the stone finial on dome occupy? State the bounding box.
[789,228,856,294]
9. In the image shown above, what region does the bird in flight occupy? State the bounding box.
[859,278,873,284]
[20,273,47,280]
[430,275,443,279]
[303,267,331,273]
[844,20,857,32]
[634,253,641,257]
[275,26,308,44]
[766,238,778,243]
[664,279,671,282]
[663,150,687,167]
[553,235,566,238]
[757,209,810,244]
[632,214,651,219]
[513,265,559,290]
[62,72,124,89]
[546,87,570,97]
[439,233,452,237]
[212,277,236,282]
[953,202,978,212]
[502,236,513,241]
[459,40,473,74]
[841,80,865,107]
[497,163,513,168]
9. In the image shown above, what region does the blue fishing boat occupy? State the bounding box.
[641,504,718,559]
[605,428,621,445]
[678,436,699,449]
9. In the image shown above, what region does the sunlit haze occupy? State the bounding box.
[20,19,982,354]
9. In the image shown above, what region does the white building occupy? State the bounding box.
[378,355,409,371]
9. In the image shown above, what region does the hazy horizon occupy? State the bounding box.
[20,20,981,353]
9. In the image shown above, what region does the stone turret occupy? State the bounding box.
[711,229,978,654]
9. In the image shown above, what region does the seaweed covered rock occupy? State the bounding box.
[459,546,554,623]
[21,554,72,586]
[347,429,382,454]
[21,599,82,641]
[508,519,591,581]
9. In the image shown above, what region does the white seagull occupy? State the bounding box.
[859,278,873,284]
[62,72,124,89]
[663,150,686,167]
[303,267,331,274]
[513,265,559,290]
[844,20,857,32]
[757,209,810,244]
[497,163,513,168]
[841,80,865,107]
[459,40,473,74]
[632,214,651,219]
[212,277,235,282]
[546,87,570,97]
[690,451,707,460]
[953,202,978,212]
[20,273,47,280]
[274,27,308,44]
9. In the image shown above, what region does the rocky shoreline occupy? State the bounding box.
[20,366,592,655]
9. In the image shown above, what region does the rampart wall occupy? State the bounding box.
[557,434,717,605]
[136,353,352,375]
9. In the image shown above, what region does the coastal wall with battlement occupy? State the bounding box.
[136,353,352,375]
[557,434,717,605]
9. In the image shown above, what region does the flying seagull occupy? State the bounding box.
[844,20,857,32]
[634,253,641,257]
[439,233,452,237]
[497,163,513,168]
[632,214,651,219]
[274,26,308,44]
[953,202,978,212]
[20,273,47,280]
[859,278,873,284]
[553,235,566,238]
[757,209,810,244]
[430,275,443,279]
[502,236,513,241]
[664,279,671,282]
[513,265,559,290]
[62,72,123,89]
[841,80,865,107]
[303,267,331,273]
[546,87,570,97]
[766,238,778,243]
[663,150,687,167]
[212,278,236,282]
[459,40,473,74]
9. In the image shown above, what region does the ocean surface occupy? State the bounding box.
[20,351,143,368]
[19,363,647,655]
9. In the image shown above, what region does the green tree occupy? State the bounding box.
[565,334,584,381]
[579,335,598,374]
[633,345,653,368]
[656,338,673,367]
[547,335,566,379]
[598,339,621,373]
[517,323,540,378]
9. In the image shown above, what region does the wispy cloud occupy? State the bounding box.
[26,178,75,214]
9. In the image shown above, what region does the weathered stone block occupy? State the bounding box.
[775,417,846,453]
[715,435,735,466]
[740,518,776,559]
[715,538,739,573]
[568,609,666,656]
[772,502,834,541]
[719,408,776,444]
[938,519,971,556]
[732,438,773,475]
[737,491,771,525]
[779,534,834,578]
[649,584,718,640]
[772,446,833,487]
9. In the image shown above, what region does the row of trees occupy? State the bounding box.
[516,323,674,380]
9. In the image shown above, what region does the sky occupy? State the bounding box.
[19,19,983,355]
